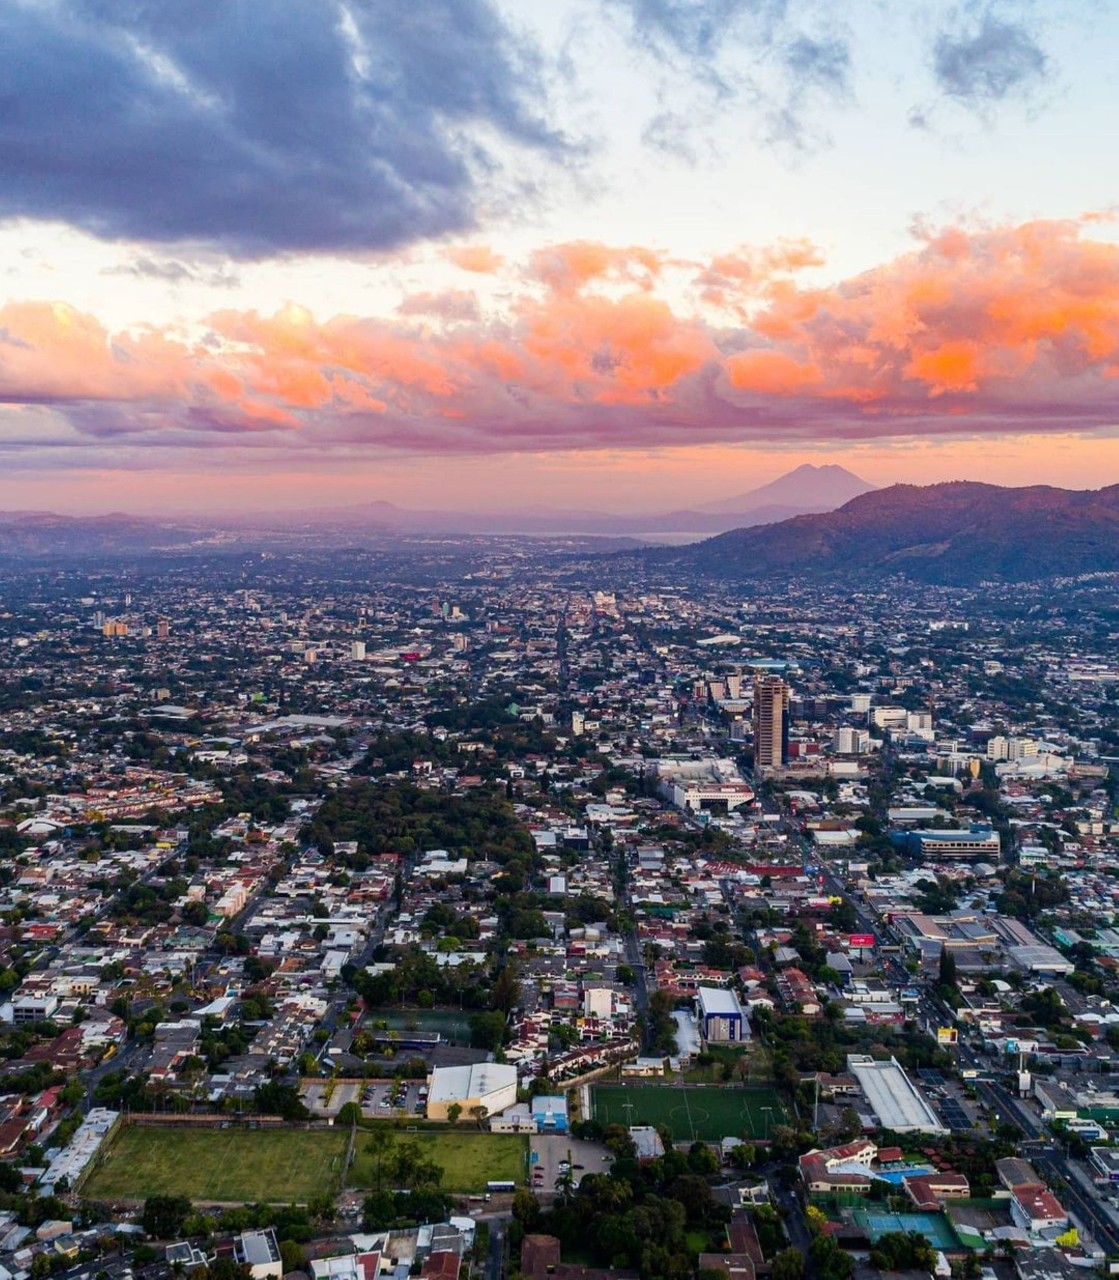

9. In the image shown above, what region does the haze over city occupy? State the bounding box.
[3,1,1119,513]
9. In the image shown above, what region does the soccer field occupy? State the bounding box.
[83,1125,350,1203]
[592,1085,786,1142]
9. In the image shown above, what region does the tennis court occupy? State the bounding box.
[592,1084,786,1142]
[853,1209,959,1250]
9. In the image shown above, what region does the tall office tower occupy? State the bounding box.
[752,675,790,774]
[157,618,170,641]
[350,640,366,661]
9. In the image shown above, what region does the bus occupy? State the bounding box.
[486,1181,516,1193]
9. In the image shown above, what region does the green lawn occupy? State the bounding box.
[348,1131,527,1193]
[83,1125,349,1202]
[592,1084,786,1142]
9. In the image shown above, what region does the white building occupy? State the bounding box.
[846,1054,945,1133]
[425,1063,518,1122]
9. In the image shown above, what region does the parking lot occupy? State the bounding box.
[301,1078,427,1120]
[529,1134,613,1197]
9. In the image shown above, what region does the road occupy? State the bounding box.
[1034,1145,1119,1255]
[486,1218,506,1280]
[769,1174,812,1254]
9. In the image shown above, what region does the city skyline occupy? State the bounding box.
[3,2,1119,512]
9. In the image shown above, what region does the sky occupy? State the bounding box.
[3,0,1119,514]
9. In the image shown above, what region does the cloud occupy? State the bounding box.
[609,0,852,152]
[0,0,564,257]
[397,290,481,323]
[933,11,1048,109]
[106,257,241,288]
[447,246,506,274]
[612,0,786,66]
[6,221,1119,463]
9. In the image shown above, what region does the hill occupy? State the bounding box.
[642,482,1119,584]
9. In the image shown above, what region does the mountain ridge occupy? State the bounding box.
[638,481,1119,584]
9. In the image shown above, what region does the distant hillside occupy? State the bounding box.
[0,511,202,557]
[696,462,875,515]
[642,482,1119,584]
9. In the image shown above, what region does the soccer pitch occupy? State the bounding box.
[83,1125,350,1203]
[592,1084,786,1142]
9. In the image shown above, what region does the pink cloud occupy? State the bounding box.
[5,220,1119,462]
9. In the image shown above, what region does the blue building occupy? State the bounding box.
[888,823,1000,860]
[531,1095,568,1133]
[696,987,747,1043]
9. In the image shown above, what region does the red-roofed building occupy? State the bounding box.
[420,1253,460,1280]
[1010,1184,1069,1235]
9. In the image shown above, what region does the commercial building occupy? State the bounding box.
[753,676,790,775]
[425,1063,518,1122]
[889,824,1001,860]
[696,987,748,1043]
[846,1054,945,1133]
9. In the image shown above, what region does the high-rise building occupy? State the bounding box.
[752,675,789,774]
[350,640,366,661]
[157,618,170,641]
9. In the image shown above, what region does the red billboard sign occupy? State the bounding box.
[848,933,875,948]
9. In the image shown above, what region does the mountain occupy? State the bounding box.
[641,482,1119,584]
[217,463,875,538]
[695,463,875,515]
[0,511,204,557]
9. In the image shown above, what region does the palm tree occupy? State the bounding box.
[553,1168,576,1205]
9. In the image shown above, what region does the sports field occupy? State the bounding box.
[83,1125,349,1202]
[592,1084,786,1142]
[349,1132,527,1193]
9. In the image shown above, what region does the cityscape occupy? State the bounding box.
[0,536,1116,1280]
[4,4,1119,1280]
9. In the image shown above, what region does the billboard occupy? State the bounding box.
[937,1027,959,1045]
[849,933,875,949]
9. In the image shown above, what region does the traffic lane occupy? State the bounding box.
[1034,1153,1119,1254]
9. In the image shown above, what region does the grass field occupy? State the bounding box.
[348,1132,527,1193]
[592,1084,786,1142]
[83,1126,349,1202]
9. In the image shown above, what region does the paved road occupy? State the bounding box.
[487,1218,505,1280]
[1034,1146,1119,1255]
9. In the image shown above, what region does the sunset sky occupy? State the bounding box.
[4,0,1119,513]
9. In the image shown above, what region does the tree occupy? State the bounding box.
[772,1250,805,1280]
[469,1104,489,1130]
[491,962,522,1014]
[447,1102,463,1125]
[938,948,958,990]
[206,1260,252,1280]
[253,1081,309,1120]
[142,1195,192,1239]
[512,1189,541,1231]
[280,1242,307,1274]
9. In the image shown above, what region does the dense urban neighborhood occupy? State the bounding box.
[0,543,1118,1280]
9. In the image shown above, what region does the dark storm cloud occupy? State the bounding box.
[0,0,562,257]
[933,11,1048,107]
